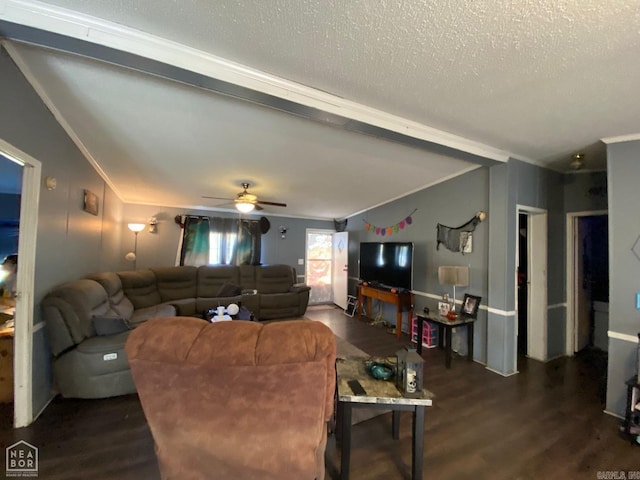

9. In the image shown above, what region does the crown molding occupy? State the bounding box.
[601,133,640,145]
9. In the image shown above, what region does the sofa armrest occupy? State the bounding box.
[289,283,310,294]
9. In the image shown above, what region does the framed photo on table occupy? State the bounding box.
[461,294,481,318]
[438,301,451,316]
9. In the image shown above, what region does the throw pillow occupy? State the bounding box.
[216,283,242,297]
[92,316,131,336]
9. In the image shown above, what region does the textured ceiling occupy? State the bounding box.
[2,0,639,217]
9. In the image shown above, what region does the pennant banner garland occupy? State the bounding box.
[364,209,417,236]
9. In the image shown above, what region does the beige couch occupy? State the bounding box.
[41,264,310,398]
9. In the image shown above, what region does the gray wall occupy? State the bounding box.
[0,47,124,416]
[564,171,608,213]
[606,140,640,416]
[347,166,490,362]
[512,160,566,359]
[121,204,333,277]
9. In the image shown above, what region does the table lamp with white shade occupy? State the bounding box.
[438,266,469,312]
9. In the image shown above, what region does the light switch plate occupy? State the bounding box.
[298,258,304,265]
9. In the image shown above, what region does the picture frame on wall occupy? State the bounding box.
[461,294,481,318]
[83,189,99,216]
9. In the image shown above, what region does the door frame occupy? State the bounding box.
[516,205,548,362]
[565,210,608,356]
[332,231,349,310]
[305,228,336,305]
[0,138,41,428]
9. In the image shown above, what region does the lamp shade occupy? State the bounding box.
[127,223,145,233]
[438,266,469,287]
[235,201,255,213]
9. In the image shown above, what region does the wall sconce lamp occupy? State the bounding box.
[438,266,470,311]
[149,217,158,234]
[126,223,145,269]
[279,226,288,239]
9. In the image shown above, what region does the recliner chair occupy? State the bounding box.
[126,317,336,480]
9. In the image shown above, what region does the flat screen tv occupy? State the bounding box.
[359,242,413,290]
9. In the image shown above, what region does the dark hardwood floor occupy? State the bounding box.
[0,306,637,479]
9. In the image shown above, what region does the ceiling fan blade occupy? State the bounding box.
[256,200,287,207]
[254,204,264,211]
[202,195,234,201]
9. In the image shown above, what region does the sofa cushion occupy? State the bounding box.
[197,265,240,297]
[152,266,198,302]
[117,270,162,309]
[216,283,242,297]
[42,279,114,355]
[255,265,295,294]
[239,265,256,290]
[130,303,177,326]
[92,316,131,336]
[87,272,134,320]
[196,295,242,314]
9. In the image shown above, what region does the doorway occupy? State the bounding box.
[0,154,22,412]
[516,207,548,362]
[305,229,349,307]
[0,139,42,428]
[517,213,528,355]
[566,212,609,355]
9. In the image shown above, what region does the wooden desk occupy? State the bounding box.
[357,284,414,339]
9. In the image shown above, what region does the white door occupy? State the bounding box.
[305,230,334,304]
[527,211,548,361]
[332,232,348,310]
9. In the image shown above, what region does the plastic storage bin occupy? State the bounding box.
[410,316,438,349]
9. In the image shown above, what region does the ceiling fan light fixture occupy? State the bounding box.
[235,201,255,213]
[570,153,585,170]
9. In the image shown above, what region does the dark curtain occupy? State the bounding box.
[180,216,210,266]
[235,219,262,265]
[179,216,262,266]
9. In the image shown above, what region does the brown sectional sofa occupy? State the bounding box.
[41,264,310,398]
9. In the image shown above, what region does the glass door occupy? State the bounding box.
[305,229,333,304]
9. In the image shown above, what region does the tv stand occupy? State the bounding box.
[357,284,414,339]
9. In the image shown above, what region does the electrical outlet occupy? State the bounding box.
[298,258,304,265]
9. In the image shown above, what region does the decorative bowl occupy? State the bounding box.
[366,361,395,381]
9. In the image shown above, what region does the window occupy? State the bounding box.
[208,232,237,265]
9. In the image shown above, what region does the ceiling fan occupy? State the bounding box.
[202,183,287,213]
